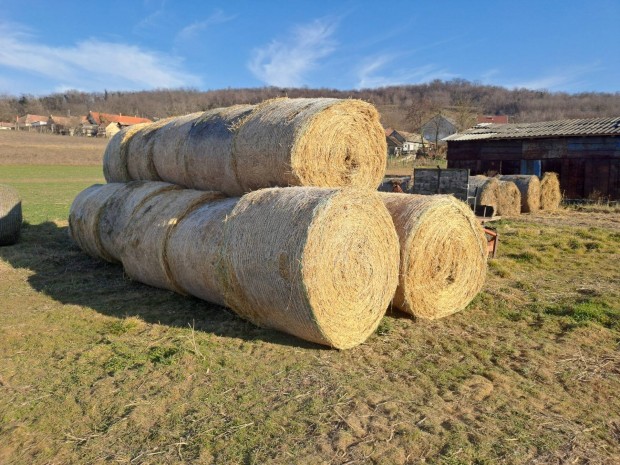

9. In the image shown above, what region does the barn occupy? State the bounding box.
[445,116,620,200]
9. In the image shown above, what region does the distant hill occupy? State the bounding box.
[1,79,619,132]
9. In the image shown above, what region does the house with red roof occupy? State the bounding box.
[16,114,48,130]
[86,111,152,137]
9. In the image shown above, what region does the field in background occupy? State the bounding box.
[385,157,447,176]
[1,139,620,464]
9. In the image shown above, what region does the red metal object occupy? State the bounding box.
[483,227,498,258]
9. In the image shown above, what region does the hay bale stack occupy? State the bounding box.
[499,175,540,213]
[0,184,22,246]
[121,189,225,293]
[102,98,387,196]
[468,176,500,213]
[496,180,521,217]
[126,118,176,181]
[103,123,150,183]
[98,181,181,262]
[69,184,125,261]
[540,172,561,210]
[217,187,399,349]
[379,193,487,320]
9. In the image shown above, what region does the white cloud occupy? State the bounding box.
[177,9,237,42]
[503,64,602,91]
[0,21,201,93]
[356,54,456,89]
[248,18,337,87]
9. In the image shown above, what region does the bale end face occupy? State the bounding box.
[540,172,561,210]
[0,184,22,246]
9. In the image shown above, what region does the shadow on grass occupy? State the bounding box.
[0,221,324,349]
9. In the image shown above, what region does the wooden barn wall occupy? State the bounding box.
[447,136,620,199]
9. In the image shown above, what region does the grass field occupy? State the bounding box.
[1,135,620,464]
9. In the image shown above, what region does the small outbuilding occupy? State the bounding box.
[445,116,620,199]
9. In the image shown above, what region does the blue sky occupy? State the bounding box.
[0,0,618,95]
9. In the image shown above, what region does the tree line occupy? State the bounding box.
[1,79,619,132]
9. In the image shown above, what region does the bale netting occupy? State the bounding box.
[468,176,500,214]
[540,172,561,210]
[102,98,387,196]
[98,181,181,262]
[496,180,521,217]
[217,187,399,349]
[103,123,150,182]
[121,189,225,293]
[500,175,540,213]
[68,183,125,261]
[379,193,487,320]
[0,184,22,246]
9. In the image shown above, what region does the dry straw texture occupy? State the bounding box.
[540,172,562,210]
[468,175,500,213]
[69,183,125,261]
[0,184,22,246]
[218,187,399,349]
[379,193,487,320]
[496,180,522,217]
[98,181,181,262]
[121,189,224,293]
[102,98,387,195]
[500,175,541,213]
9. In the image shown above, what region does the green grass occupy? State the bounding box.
[1,166,619,464]
[0,165,103,223]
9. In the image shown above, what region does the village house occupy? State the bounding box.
[86,111,152,137]
[16,114,48,131]
[48,115,81,135]
[385,128,427,157]
[444,116,620,199]
[421,114,458,146]
[0,122,15,130]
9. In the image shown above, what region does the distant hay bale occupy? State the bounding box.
[496,180,521,217]
[379,193,487,320]
[98,181,181,262]
[0,184,22,246]
[216,187,399,349]
[468,176,500,214]
[103,123,150,183]
[500,175,540,213]
[69,183,125,261]
[540,172,561,210]
[102,98,387,195]
[121,189,225,293]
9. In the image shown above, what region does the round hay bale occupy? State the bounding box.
[540,172,561,210]
[496,180,521,217]
[101,98,387,195]
[0,184,22,246]
[103,123,150,183]
[499,175,540,213]
[98,181,181,262]
[468,176,500,213]
[69,184,125,261]
[121,189,225,293]
[166,197,239,307]
[379,193,487,320]
[233,98,386,193]
[219,187,399,349]
[125,118,174,181]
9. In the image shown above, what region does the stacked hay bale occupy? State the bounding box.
[379,193,487,319]
[0,184,22,246]
[70,184,399,349]
[70,97,489,348]
[496,180,522,217]
[499,175,541,213]
[468,176,500,214]
[104,98,387,196]
[540,172,562,210]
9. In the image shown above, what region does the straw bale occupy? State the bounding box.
[499,175,540,213]
[98,181,181,262]
[496,180,521,217]
[68,184,125,261]
[218,187,399,349]
[121,189,225,293]
[540,172,561,210]
[468,175,500,213]
[103,124,150,182]
[101,98,387,195]
[0,184,22,246]
[125,118,174,181]
[379,193,487,320]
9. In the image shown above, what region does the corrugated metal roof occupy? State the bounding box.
[444,116,620,141]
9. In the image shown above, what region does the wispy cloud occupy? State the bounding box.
[503,64,602,91]
[176,9,237,42]
[249,18,337,87]
[0,21,201,93]
[133,0,167,35]
[356,54,456,89]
